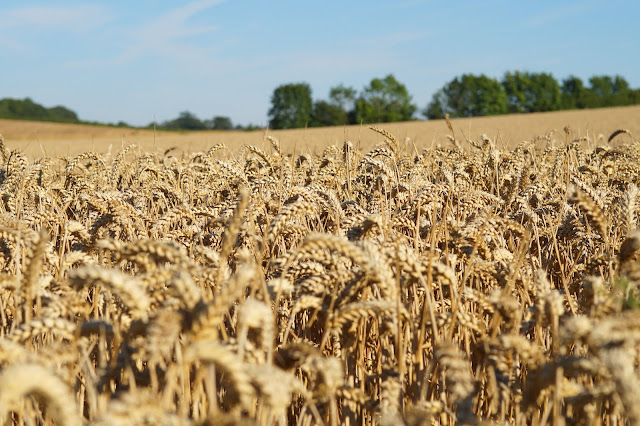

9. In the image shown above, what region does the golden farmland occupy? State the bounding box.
[0,106,639,424]
[2,105,639,158]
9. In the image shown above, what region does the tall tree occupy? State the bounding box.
[47,105,79,122]
[587,75,615,107]
[329,85,356,116]
[424,74,507,119]
[163,111,207,130]
[612,75,636,106]
[0,97,49,121]
[502,71,561,113]
[311,84,357,127]
[588,75,634,107]
[268,83,313,129]
[529,72,562,112]
[330,84,357,125]
[208,116,233,130]
[561,75,588,109]
[354,75,416,124]
[423,89,448,120]
[310,101,345,127]
[502,71,531,113]
[0,97,80,123]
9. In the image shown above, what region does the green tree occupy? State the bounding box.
[0,97,47,120]
[587,75,634,107]
[310,100,345,127]
[612,75,634,105]
[423,89,448,119]
[502,71,561,113]
[0,98,81,122]
[209,116,233,130]
[529,72,562,112]
[329,85,356,110]
[163,111,207,130]
[502,71,531,113]
[48,105,79,122]
[424,74,507,119]
[238,123,262,131]
[587,75,615,107]
[329,84,357,124]
[268,83,313,129]
[354,75,416,124]
[561,75,588,109]
[310,84,357,127]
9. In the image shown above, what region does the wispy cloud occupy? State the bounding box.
[277,50,396,76]
[115,0,226,63]
[250,29,429,83]
[0,37,28,51]
[523,3,597,29]
[3,4,112,32]
[389,0,432,9]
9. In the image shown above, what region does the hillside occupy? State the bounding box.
[1,105,639,159]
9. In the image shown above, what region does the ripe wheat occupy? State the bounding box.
[0,124,639,425]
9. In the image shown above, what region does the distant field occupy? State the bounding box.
[1,105,639,158]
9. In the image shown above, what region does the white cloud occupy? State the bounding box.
[0,37,28,51]
[115,0,226,63]
[270,30,428,78]
[390,0,432,9]
[3,4,111,32]
[523,3,597,29]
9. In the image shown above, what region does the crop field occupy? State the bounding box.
[2,105,640,158]
[0,107,639,425]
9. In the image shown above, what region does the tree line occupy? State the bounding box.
[0,97,132,127]
[426,72,640,119]
[3,72,638,130]
[268,72,640,129]
[0,97,80,123]
[0,97,257,131]
[150,112,260,131]
[268,75,416,129]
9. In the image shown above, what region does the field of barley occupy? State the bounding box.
[0,107,639,425]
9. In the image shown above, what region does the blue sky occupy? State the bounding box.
[1,0,638,127]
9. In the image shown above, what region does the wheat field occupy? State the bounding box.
[2,105,639,158]
[0,111,639,425]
